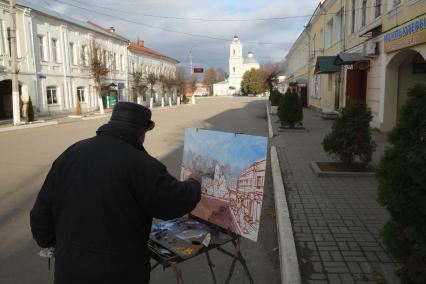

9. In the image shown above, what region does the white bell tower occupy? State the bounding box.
[228,35,244,93]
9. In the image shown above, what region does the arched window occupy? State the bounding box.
[375,0,382,18]
[233,66,235,73]
[77,86,85,102]
[233,49,235,55]
[46,86,58,105]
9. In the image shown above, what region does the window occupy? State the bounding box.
[120,54,124,71]
[233,49,235,55]
[69,42,76,65]
[389,0,401,11]
[77,87,85,102]
[375,0,382,18]
[361,0,367,27]
[233,66,235,73]
[80,45,87,66]
[334,9,343,43]
[114,52,118,70]
[7,28,11,56]
[46,86,58,105]
[351,0,356,34]
[37,35,44,60]
[51,38,58,63]
[326,19,333,48]
[313,75,320,99]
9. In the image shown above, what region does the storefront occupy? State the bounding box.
[383,14,426,131]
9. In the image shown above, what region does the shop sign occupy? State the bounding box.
[384,14,426,53]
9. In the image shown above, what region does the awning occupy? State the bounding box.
[315,56,341,74]
[334,53,369,65]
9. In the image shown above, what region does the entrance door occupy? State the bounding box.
[0,80,12,119]
[346,69,367,103]
[300,87,308,107]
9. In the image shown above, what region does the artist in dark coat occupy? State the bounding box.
[30,102,202,284]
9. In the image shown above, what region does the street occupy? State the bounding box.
[0,97,280,284]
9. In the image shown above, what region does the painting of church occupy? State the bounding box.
[213,35,260,96]
[180,128,268,241]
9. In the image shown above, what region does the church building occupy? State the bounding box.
[214,36,260,96]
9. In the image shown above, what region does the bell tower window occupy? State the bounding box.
[233,66,235,73]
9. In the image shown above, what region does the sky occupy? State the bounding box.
[183,128,267,172]
[33,0,320,73]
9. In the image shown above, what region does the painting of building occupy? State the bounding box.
[181,128,268,241]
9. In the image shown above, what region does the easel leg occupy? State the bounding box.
[223,238,255,284]
[224,257,237,284]
[205,251,218,284]
[171,262,185,284]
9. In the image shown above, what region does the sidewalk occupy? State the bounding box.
[271,108,397,284]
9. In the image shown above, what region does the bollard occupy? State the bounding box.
[149,98,153,109]
[169,97,172,107]
[161,97,164,108]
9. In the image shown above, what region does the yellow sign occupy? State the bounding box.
[384,14,426,53]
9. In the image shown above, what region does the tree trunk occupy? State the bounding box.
[98,96,104,114]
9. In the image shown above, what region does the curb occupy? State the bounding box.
[310,161,376,178]
[82,115,108,121]
[0,121,58,133]
[267,102,301,284]
[271,147,301,284]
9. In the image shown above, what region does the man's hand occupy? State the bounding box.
[188,172,202,185]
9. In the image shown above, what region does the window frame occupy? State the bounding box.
[77,86,85,102]
[51,38,58,63]
[46,86,58,105]
[37,35,44,61]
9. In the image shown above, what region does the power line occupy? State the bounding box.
[49,0,289,45]
[56,0,382,22]
[59,0,312,22]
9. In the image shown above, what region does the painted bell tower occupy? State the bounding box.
[228,35,244,93]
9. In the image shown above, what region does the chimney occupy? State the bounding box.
[108,27,116,33]
[137,39,144,47]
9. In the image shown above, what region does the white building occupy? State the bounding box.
[214,35,260,96]
[0,0,178,121]
[128,39,179,106]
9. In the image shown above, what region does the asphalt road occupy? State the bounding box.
[0,97,280,284]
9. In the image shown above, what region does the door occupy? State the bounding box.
[346,69,367,103]
[300,86,308,107]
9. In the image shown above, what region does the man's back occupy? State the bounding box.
[31,116,201,284]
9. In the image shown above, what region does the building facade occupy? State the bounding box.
[303,0,426,131]
[0,0,178,121]
[284,30,309,106]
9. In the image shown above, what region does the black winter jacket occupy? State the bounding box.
[30,121,201,284]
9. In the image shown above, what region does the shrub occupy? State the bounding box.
[322,102,376,166]
[26,97,35,123]
[277,90,303,128]
[270,89,282,106]
[181,94,189,104]
[377,84,426,284]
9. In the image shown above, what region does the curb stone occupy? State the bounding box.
[267,102,301,284]
[0,121,58,133]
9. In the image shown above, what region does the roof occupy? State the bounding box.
[15,0,128,42]
[129,43,179,64]
[314,56,341,74]
[334,53,369,65]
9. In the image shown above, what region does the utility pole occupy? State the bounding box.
[10,0,20,125]
[189,49,193,75]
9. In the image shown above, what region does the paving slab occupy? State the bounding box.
[270,108,398,284]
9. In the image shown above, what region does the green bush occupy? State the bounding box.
[181,94,189,104]
[277,90,303,128]
[322,102,376,166]
[377,84,426,284]
[269,89,282,106]
[25,97,35,123]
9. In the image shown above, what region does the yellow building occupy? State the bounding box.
[306,0,345,114]
[305,0,426,131]
[381,0,426,131]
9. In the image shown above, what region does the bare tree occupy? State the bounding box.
[189,75,198,96]
[174,66,186,98]
[202,67,217,96]
[131,70,146,103]
[262,62,280,93]
[164,75,176,102]
[147,73,157,103]
[159,74,168,100]
[88,39,110,114]
[216,68,226,82]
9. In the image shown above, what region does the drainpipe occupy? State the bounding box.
[28,8,40,113]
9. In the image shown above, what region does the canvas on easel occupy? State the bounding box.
[181,128,268,242]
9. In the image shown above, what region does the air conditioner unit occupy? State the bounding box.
[364,42,379,57]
